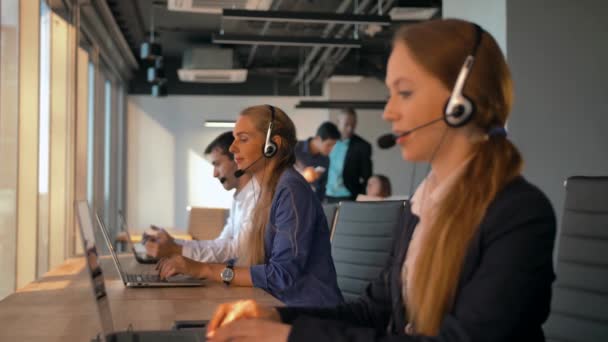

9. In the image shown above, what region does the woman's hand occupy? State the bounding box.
[208,319,291,342]
[207,300,281,336]
[156,255,205,280]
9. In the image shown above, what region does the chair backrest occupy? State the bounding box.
[187,207,228,240]
[322,203,338,238]
[544,176,608,342]
[331,200,406,301]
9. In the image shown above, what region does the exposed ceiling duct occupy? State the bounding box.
[106,0,441,95]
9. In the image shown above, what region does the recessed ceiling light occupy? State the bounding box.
[204,120,236,128]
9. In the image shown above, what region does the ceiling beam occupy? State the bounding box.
[222,9,391,26]
[296,100,386,109]
[212,34,362,48]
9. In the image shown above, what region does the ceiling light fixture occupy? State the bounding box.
[327,75,364,83]
[204,120,236,128]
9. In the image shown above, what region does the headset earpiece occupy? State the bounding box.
[443,24,483,128]
[263,105,278,158]
[264,141,277,158]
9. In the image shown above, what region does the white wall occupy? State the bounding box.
[127,95,328,231]
[443,0,608,217]
[443,0,507,54]
[506,0,608,216]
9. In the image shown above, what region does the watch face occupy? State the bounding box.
[221,268,235,282]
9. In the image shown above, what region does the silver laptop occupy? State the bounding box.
[92,206,204,288]
[75,201,205,341]
[117,210,159,265]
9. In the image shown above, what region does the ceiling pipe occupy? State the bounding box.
[296,100,386,109]
[212,34,362,48]
[246,0,285,67]
[290,0,353,85]
[291,0,376,86]
[299,0,377,85]
[305,0,396,85]
[223,9,391,26]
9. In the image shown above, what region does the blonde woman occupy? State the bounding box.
[205,19,556,342]
[157,105,343,307]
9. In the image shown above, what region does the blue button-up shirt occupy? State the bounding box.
[326,139,352,197]
[250,168,344,307]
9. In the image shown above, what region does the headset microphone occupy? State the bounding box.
[378,24,484,150]
[377,117,444,149]
[219,177,228,184]
[234,154,265,178]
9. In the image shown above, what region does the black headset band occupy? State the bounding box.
[267,104,275,124]
[470,24,483,58]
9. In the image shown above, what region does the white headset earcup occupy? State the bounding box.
[444,94,475,127]
[264,141,278,158]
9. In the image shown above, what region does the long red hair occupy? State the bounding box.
[396,19,523,335]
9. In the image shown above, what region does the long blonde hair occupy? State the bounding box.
[396,19,523,335]
[239,105,297,265]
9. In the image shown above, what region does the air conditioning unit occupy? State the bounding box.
[178,69,248,83]
[168,0,272,14]
[177,46,248,83]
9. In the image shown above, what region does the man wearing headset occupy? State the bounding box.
[144,131,258,264]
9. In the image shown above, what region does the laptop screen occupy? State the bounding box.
[75,200,115,340]
[94,211,129,284]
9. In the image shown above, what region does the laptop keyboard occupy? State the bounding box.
[126,273,163,283]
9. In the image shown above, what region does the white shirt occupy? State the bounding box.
[177,178,258,264]
[401,157,472,310]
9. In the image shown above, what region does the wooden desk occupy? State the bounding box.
[0,255,281,342]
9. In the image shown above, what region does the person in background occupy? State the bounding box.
[145,131,258,264]
[295,121,341,201]
[156,105,343,307]
[366,174,393,198]
[205,19,556,342]
[325,108,372,203]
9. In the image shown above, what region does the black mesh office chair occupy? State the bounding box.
[331,201,406,301]
[322,203,338,238]
[544,176,608,342]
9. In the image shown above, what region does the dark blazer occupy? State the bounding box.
[342,134,373,197]
[278,176,557,342]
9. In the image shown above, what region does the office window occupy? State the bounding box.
[37,0,51,277]
[87,62,95,206]
[116,85,125,229]
[0,0,20,299]
[104,79,112,227]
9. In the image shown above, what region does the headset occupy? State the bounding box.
[377,23,485,150]
[263,104,278,158]
[234,105,278,178]
[443,23,484,128]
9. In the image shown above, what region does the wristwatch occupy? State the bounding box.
[220,263,235,285]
